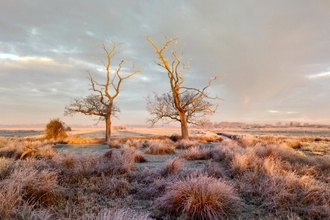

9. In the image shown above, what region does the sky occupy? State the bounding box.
[1,0,330,126]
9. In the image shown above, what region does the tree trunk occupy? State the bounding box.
[105,114,112,145]
[178,110,189,140]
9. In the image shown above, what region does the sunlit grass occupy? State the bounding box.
[0,133,329,219]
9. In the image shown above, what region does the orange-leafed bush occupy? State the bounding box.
[44,118,68,140]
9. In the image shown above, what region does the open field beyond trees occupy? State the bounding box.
[0,127,330,219]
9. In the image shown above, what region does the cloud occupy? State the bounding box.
[306,71,330,79]
[0,0,330,125]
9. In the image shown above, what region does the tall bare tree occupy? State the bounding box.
[65,42,141,144]
[146,36,221,140]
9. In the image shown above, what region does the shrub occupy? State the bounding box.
[44,118,68,140]
[154,174,242,219]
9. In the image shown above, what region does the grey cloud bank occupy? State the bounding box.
[0,1,330,126]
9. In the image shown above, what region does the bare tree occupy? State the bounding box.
[65,94,120,122]
[146,36,221,140]
[65,42,141,144]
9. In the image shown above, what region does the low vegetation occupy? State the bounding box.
[44,118,68,140]
[0,132,329,219]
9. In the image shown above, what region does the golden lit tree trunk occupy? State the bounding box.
[179,111,189,140]
[105,115,111,145]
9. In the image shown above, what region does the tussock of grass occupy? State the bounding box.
[123,139,141,149]
[259,173,330,218]
[285,139,303,148]
[0,138,57,160]
[144,139,175,155]
[175,139,199,149]
[179,146,211,160]
[109,139,121,148]
[154,173,242,219]
[96,208,151,220]
[98,150,136,175]
[0,157,16,180]
[230,150,260,176]
[161,157,183,177]
[0,165,63,218]
[98,176,131,198]
[122,146,146,163]
[237,134,259,147]
[11,205,53,220]
[203,160,226,178]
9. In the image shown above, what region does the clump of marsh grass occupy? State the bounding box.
[123,139,141,149]
[97,149,136,176]
[109,139,121,148]
[0,157,16,180]
[122,146,146,163]
[259,172,330,218]
[97,176,131,198]
[203,160,226,178]
[0,137,26,159]
[179,146,211,160]
[161,157,183,177]
[0,165,63,218]
[175,139,199,149]
[144,139,175,155]
[11,205,53,220]
[96,208,152,220]
[0,137,57,160]
[154,173,242,219]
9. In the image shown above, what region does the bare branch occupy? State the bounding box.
[65,41,141,143]
[146,36,223,139]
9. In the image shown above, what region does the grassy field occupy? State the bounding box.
[0,127,329,219]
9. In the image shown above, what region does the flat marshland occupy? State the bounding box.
[0,127,329,219]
